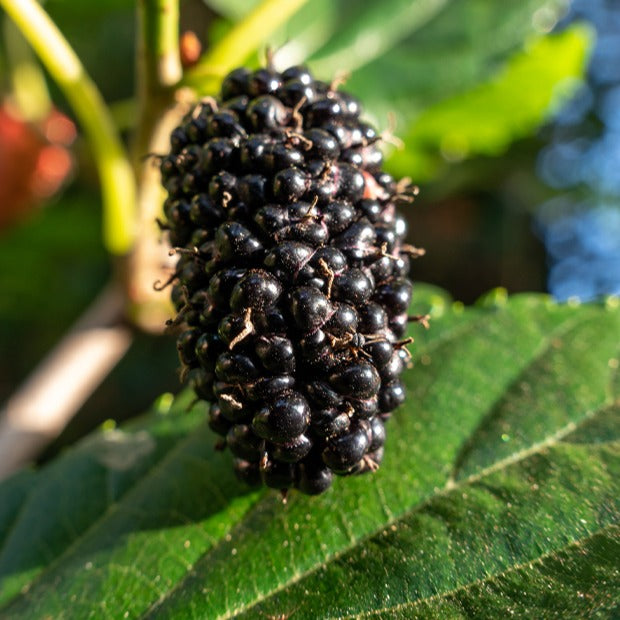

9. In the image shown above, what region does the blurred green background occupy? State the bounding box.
[1,0,617,460]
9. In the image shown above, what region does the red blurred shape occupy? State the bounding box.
[0,104,75,230]
[180,31,202,68]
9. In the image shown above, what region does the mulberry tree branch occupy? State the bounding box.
[0,1,185,474]
[0,286,133,480]
[126,0,185,332]
[133,0,183,169]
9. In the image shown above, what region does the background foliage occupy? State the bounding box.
[0,0,618,617]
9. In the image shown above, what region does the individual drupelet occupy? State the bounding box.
[160,64,418,496]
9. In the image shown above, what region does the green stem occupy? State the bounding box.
[139,0,182,90]
[134,0,181,168]
[183,0,310,94]
[0,0,136,256]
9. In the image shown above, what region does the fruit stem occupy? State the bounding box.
[183,0,310,94]
[0,0,137,256]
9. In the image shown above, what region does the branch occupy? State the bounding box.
[0,286,133,481]
[140,0,182,90]
[0,0,137,256]
[125,0,185,332]
[133,0,182,169]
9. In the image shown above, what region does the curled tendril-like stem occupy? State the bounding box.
[164,284,192,329]
[192,96,218,118]
[317,257,335,298]
[228,308,255,350]
[361,454,380,472]
[291,95,307,131]
[153,270,179,291]
[394,336,415,362]
[285,129,313,150]
[221,191,233,208]
[329,69,350,91]
[408,314,431,329]
[168,246,207,263]
[394,178,420,203]
[400,243,426,258]
[220,392,243,409]
[264,45,276,71]
[378,112,405,150]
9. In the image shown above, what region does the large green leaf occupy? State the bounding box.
[0,287,618,618]
[202,0,570,120]
[390,25,592,180]
[310,0,569,120]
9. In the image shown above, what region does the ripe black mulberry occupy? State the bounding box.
[160,63,420,496]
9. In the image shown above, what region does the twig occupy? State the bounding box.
[0,285,133,481]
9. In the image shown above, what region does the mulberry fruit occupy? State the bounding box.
[160,64,419,496]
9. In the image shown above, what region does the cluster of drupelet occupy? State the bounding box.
[159,64,417,495]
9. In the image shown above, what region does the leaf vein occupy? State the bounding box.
[447,309,599,484]
[336,524,619,619]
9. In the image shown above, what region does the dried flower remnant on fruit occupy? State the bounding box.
[159,64,421,495]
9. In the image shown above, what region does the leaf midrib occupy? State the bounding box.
[337,524,619,619]
[447,308,606,483]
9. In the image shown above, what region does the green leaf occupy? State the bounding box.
[312,0,567,119]
[308,0,451,77]
[391,25,593,179]
[0,392,204,606]
[199,1,587,185]
[196,1,567,115]
[0,287,618,618]
[200,0,261,21]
